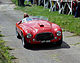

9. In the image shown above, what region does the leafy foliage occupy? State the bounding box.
[12,0,18,5]
[0,35,15,63]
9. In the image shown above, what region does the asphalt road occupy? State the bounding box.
[0,0,80,63]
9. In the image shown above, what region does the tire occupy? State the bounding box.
[16,27,21,39]
[56,39,62,46]
[21,33,30,48]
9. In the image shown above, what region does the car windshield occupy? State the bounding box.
[30,16,48,21]
[22,16,48,23]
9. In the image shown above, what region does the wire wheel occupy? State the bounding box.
[16,27,21,39]
[21,33,31,48]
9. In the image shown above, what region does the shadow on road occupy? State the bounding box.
[25,41,70,51]
[0,1,2,4]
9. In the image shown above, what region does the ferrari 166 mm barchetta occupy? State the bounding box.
[16,15,63,48]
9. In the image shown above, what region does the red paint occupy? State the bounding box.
[16,18,62,44]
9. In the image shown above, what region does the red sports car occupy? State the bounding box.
[16,16,62,47]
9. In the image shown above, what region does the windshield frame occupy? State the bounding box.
[22,16,48,23]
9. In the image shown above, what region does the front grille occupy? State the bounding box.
[35,32,54,41]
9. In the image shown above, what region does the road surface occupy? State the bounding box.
[0,0,80,63]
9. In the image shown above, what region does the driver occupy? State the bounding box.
[22,13,29,23]
[24,13,29,18]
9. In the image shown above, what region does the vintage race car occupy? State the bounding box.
[16,16,62,47]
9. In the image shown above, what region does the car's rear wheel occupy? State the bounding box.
[16,27,21,39]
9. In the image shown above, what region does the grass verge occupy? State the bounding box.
[0,34,15,63]
[12,0,80,35]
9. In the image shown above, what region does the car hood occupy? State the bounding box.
[24,20,52,34]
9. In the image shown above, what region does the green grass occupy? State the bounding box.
[70,42,80,46]
[0,34,5,37]
[0,34,15,63]
[12,0,18,5]
[12,0,80,35]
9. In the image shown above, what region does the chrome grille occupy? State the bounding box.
[35,32,54,41]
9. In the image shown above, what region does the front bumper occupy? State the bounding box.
[25,36,62,44]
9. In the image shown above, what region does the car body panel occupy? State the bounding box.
[16,16,62,44]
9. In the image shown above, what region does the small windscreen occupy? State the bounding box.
[22,16,48,23]
[30,16,48,21]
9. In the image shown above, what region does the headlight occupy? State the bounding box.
[27,33,32,38]
[57,31,61,36]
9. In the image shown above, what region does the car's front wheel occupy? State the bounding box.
[21,33,30,48]
[16,27,21,39]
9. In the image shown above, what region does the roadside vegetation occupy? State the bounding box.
[12,0,80,35]
[0,32,15,63]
